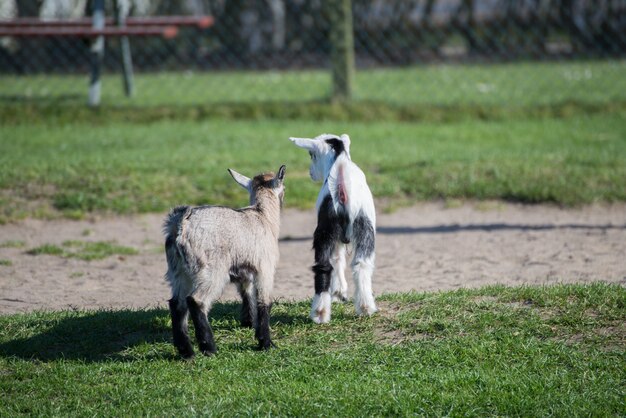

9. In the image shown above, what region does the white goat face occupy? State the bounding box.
[290,134,351,182]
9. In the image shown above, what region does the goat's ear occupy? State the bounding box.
[228,169,252,191]
[340,134,351,148]
[340,134,352,159]
[276,165,286,182]
[289,137,316,151]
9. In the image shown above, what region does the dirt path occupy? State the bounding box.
[1,202,625,314]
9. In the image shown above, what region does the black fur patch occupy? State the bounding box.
[325,137,345,156]
[312,195,342,294]
[352,212,376,259]
[338,210,350,244]
[231,263,257,328]
[255,303,273,350]
[229,262,257,283]
[186,296,217,355]
[312,262,332,294]
[168,298,194,359]
[239,291,253,328]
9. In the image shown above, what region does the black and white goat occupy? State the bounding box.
[290,133,376,323]
[163,165,286,358]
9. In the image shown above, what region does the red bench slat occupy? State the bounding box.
[0,16,213,29]
[0,26,178,38]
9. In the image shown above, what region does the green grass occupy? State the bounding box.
[1,112,625,221]
[0,259,11,266]
[0,283,623,416]
[26,240,138,261]
[0,240,25,249]
[1,60,624,107]
[1,60,624,220]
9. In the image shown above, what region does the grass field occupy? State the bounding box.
[1,60,625,222]
[1,112,625,222]
[0,284,623,416]
[1,60,625,107]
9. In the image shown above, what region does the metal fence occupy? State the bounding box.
[1,0,625,107]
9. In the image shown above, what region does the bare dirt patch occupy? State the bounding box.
[1,202,625,314]
[552,324,626,352]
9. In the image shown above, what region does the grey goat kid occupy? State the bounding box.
[163,165,286,358]
[290,133,376,324]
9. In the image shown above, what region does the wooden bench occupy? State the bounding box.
[0,8,214,106]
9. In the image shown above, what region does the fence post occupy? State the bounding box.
[328,0,354,101]
[88,0,105,107]
[115,0,134,97]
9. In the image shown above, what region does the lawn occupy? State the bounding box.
[1,60,624,107]
[0,284,623,416]
[1,112,625,222]
[2,60,625,222]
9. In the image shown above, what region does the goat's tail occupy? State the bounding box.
[163,205,189,240]
[328,157,354,243]
[163,205,191,273]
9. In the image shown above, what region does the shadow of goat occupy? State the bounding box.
[0,301,301,363]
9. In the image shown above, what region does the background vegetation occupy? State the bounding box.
[1,60,624,107]
[1,61,625,223]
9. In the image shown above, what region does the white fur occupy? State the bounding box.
[352,255,377,315]
[164,167,285,342]
[310,291,332,324]
[330,244,348,302]
[165,170,283,310]
[327,153,376,231]
[290,133,377,321]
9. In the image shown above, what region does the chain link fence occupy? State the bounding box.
[1,0,625,107]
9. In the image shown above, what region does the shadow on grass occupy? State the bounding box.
[0,301,302,363]
[3,98,625,126]
[0,94,84,105]
[0,308,172,363]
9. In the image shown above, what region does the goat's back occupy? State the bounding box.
[323,157,376,227]
[165,205,278,276]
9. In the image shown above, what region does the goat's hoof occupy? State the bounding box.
[199,344,217,356]
[356,304,378,316]
[176,342,195,359]
[258,340,275,351]
[332,293,348,303]
[179,348,195,360]
[310,311,330,324]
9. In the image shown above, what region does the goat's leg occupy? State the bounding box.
[253,271,274,349]
[351,255,377,316]
[330,244,348,302]
[186,295,217,355]
[255,300,274,350]
[169,297,194,359]
[236,279,257,329]
[186,270,228,355]
[311,235,337,324]
[351,215,377,316]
